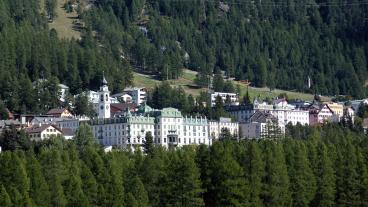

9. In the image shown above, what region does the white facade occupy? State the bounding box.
[27,125,62,141]
[56,116,90,134]
[123,87,147,105]
[91,107,213,149]
[208,117,239,140]
[59,84,69,102]
[210,92,239,106]
[86,90,119,112]
[90,82,239,149]
[226,99,309,126]
[269,110,309,126]
[309,104,338,125]
[226,105,255,123]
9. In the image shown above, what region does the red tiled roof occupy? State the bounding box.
[110,103,137,114]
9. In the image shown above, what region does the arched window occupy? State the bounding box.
[105,94,108,101]
[100,94,103,102]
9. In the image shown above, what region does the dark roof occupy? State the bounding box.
[249,111,277,123]
[225,104,253,112]
[110,103,137,114]
[47,108,68,115]
[309,104,334,114]
[25,124,62,134]
[0,120,23,128]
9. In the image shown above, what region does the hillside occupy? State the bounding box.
[84,0,368,98]
[48,0,82,40]
[133,69,331,101]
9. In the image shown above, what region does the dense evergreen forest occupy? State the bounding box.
[1,0,368,112]
[84,0,368,97]
[0,0,133,114]
[0,124,368,207]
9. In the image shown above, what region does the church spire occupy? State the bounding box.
[102,71,108,85]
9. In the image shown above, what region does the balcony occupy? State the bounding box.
[167,135,178,146]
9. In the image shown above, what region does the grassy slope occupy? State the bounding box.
[48,0,81,40]
[133,70,331,101]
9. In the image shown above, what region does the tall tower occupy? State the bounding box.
[98,74,111,119]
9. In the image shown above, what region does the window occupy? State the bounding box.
[164,138,166,143]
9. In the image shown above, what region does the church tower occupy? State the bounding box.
[98,74,111,119]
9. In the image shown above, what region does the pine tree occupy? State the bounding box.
[208,141,249,207]
[80,162,98,206]
[74,124,96,149]
[0,185,12,207]
[261,141,291,207]
[286,141,317,207]
[196,144,212,207]
[143,131,154,154]
[335,140,360,206]
[39,149,67,207]
[164,147,204,207]
[310,142,336,207]
[26,152,50,207]
[140,147,167,207]
[125,176,149,207]
[244,142,264,207]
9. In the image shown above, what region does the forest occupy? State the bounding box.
[0,0,368,115]
[0,0,133,114]
[0,124,367,207]
[84,0,368,97]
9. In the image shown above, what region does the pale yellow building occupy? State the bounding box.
[324,102,344,118]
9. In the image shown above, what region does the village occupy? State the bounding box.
[0,75,367,150]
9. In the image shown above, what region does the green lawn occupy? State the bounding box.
[133,70,330,101]
[48,0,82,40]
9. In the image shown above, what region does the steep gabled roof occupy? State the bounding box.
[25,124,62,134]
[249,111,277,123]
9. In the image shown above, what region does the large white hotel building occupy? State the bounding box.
[90,76,238,148]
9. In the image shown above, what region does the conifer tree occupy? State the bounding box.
[261,141,291,207]
[39,149,67,207]
[80,162,98,206]
[164,148,204,207]
[125,176,149,207]
[26,152,50,207]
[196,144,212,206]
[143,131,154,154]
[286,142,317,207]
[208,141,249,207]
[335,140,360,206]
[140,147,167,207]
[311,142,336,207]
[0,185,11,207]
[243,142,264,207]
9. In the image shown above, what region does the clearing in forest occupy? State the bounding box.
[48,0,82,40]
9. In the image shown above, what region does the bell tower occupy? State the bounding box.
[98,74,111,119]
